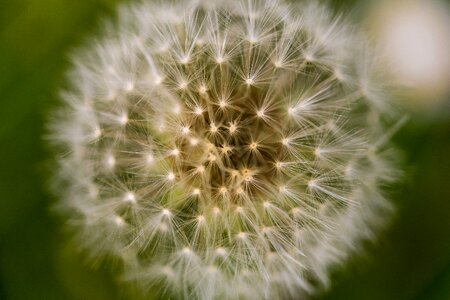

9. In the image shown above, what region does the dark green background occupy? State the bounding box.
[0,0,449,299]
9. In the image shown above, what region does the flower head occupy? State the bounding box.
[50,0,397,299]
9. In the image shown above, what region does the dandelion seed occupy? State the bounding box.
[194,107,203,115]
[178,80,188,90]
[118,113,128,125]
[154,75,163,85]
[123,192,136,203]
[93,127,101,139]
[275,161,284,169]
[172,105,182,114]
[124,81,134,91]
[237,231,247,239]
[215,247,227,256]
[170,148,180,156]
[145,154,154,164]
[210,122,218,133]
[180,55,190,65]
[249,142,258,150]
[190,138,199,146]
[114,216,125,226]
[228,122,238,134]
[167,172,175,181]
[198,85,208,94]
[215,56,225,64]
[219,186,228,195]
[182,247,192,255]
[105,154,115,168]
[181,126,190,135]
[288,107,296,115]
[245,77,255,86]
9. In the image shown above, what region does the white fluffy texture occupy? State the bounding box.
[50,0,397,299]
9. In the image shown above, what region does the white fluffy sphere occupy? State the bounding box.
[50,0,398,299]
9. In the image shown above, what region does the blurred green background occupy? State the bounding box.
[0,0,449,299]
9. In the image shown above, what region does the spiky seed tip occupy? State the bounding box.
[49,0,399,299]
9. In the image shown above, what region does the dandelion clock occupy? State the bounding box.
[49,0,399,299]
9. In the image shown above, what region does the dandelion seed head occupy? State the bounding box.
[50,0,399,299]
